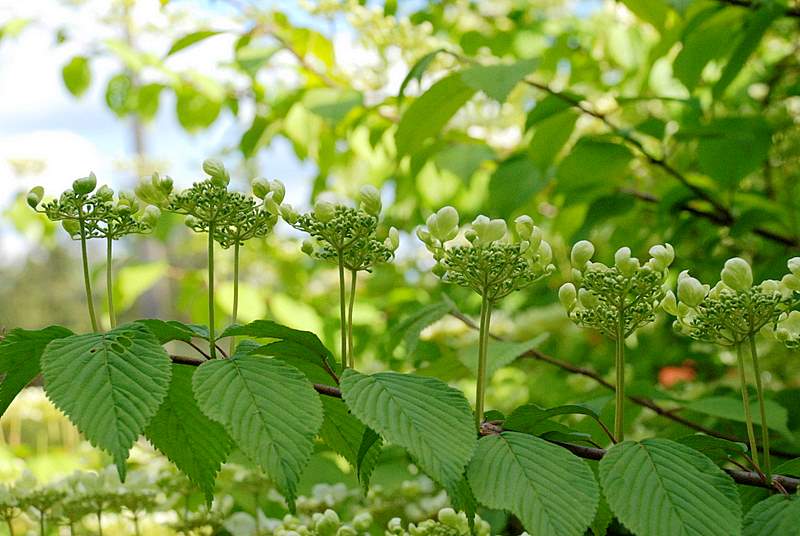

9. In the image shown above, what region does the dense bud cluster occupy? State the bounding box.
[559,241,675,339]
[385,508,491,536]
[290,185,398,272]
[666,257,800,346]
[418,207,554,302]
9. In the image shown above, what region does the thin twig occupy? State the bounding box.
[715,0,800,18]
[187,340,212,360]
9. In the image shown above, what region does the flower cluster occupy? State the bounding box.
[28,173,160,240]
[285,185,399,272]
[665,257,800,346]
[559,241,675,339]
[417,207,555,302]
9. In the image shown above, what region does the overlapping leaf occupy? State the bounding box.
[743,494,800,536]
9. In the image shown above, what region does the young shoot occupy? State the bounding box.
[418,208,555,428]
[283,185,398,369]
[560,241,675,442]
[28,176,160,331]
[665,256,800,477]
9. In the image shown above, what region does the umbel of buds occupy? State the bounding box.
[665,256,800,477]
[28,174,162,332]
[290,185,398,369]
[559,241,675,442]
[418,207,554,429]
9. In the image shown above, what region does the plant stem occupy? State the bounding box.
[475,293,492,429]
[96,511,103,536]
[38,511,44,536]
[208,227,216,359]
[347,270,357,368]
[614,311,626,442]
[230,241,240,355]
[106,235,116,329]
[749,334,771,477]
[736,342,761,472]
[5,518,14,536]
[78,219,99,332]
[337,252,347,369]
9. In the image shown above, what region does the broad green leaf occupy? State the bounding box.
[677,433,748,464]
[41,324,172,479]
[62,56,91,97]
[166,30,223,57]
[599,438,742,536]
[175,87,222,132]
[398,48,447,101]
[556,138,633,204]
[488,155,546,214]
[468,432,599,536]
[145,364,233,503]
[395,73,477,156]
[529,109,579,172]
[240,115,269,158]
[318,397,381,491]
[673,9,742,91]
[192,354,323,509]
[303,88,363,124]
[459,335,547,379]
[743,495,800,536]
[525,94,575,128]
[460,59,537,102]
[136,319,207,345]
[387,301,452,357]
[220,320,335,375]
[340,370,476,500]
[236,44,279,77]
[685,396,793,440]
[134,82,163,121]
[0,326,73,417]
[620,0,669,29]
[434,143,495,184]
[106,72,133,117]
[504,401,610,438]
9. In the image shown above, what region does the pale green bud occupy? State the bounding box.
[62,219,80,235]
[427,206,459,242]
[661,290,678,315]
[528,226,543,251]
[335,527,357,536]
[759,279,780,295]
[95,185,114,202]
[721,257,752,291]
[571,240,594,267]
[571,267,583,284]
[559,283,577,311]
[416,227,432,245]
[26,186,44,208]
[438,508,461,528]
[301,239,315,255]
[314,509,340,536]
[775,310,800,344]
[432,262,446,277]
[386,226,399,251]
[280,204,298,224]
[788,257,800,276]
[648,243,674,271]
[537,240,553,265]
[72,172,97,195]
[464,228,477,243]
[263,191,280,216]
[202,158,229,185]
[185,215,199,229]
[141,205,160,227]
[579,288,600,308]
[614,247,640,277]
[314,200,336,223]
[781,273,800,292]
[252,177,270,199]
[352,512,372,532]
[269,179,286,204]
[359,184,381,216]
[677,270,708,307]
[472,215,507,245]
[514,215,534,240]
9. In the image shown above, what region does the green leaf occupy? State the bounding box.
[529,109,579,172]
[175,87,222,132]
[340,370,476,501]
[557,138,633,204]
[0,326,73,417]
[62,56,91,97]
[303,88,363,124]
[504,401,610,438]
[468,432,599,536]
[525,94,576,128]
[136,319,205,345]
[460,59,537,102]
[105,72,133,117]
[673,9,742,91]
[434,143,496,184]
[220,320,335,375]
[318,397,381,492]
[398,48,447,101]
[240,115,269,158]
[743,494,800,536]
[599,438,742,536]
[145,364,233,503]
[192,354,323,509]
[395,73,477,157]
[685,396,793,440]
[41,324,172,479]
[387,301,452,358]
[134,83,163,121]
[677,433,748,464]
[488,155,546,214]
[620,0,669,29]
[166,30,223,57]
[460,335,547,379]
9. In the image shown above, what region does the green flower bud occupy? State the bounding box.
[677,270,708,307]
[514,215,534,240]
[314,509,340,536]
[359,184,381,216]
[788,257,800,277]
[73,172,97,195]
[426,206,459,242]
[185,215,199,229]
[335,527,357,536]
[721,257,752,291]
[252,177,270,199]
[579,288,600,308]
[614,247,640,277]
[352,512,372,532]
[559,282,577,311]
[280,203,298,224]
[432,262,446,277]
[416,227,433,245]
[26,186,44,208]
[464,228,477,243]
[661,290,678,315]
[263,191,280,216]
[202,158,229,185]
[386,226,400,251]
[648,243,675,271]
[570,240,594,267]
[301,239,315,255]
[437,508,461,528]
[269,179,286,204]
[781,273,800,292]
[538,240,553,265]
[529,225,543,251]
[141,205,161,227]
[314,200,337,223]
[95,185,114,201]
[62,219,80,235]
[117,191,140,214]
[775,310,800,345]
[472,215,507,245]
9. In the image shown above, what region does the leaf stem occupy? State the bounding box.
[208,226,216,359]
[749,334,771,477]
[78,218,98,332]
[337,252,347,369]
[475,293,492,429]
[614,311,625,442]
[347,269,357,368]
[736,342,761,472]
[106,235,116,329]
[230,241,240,355]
